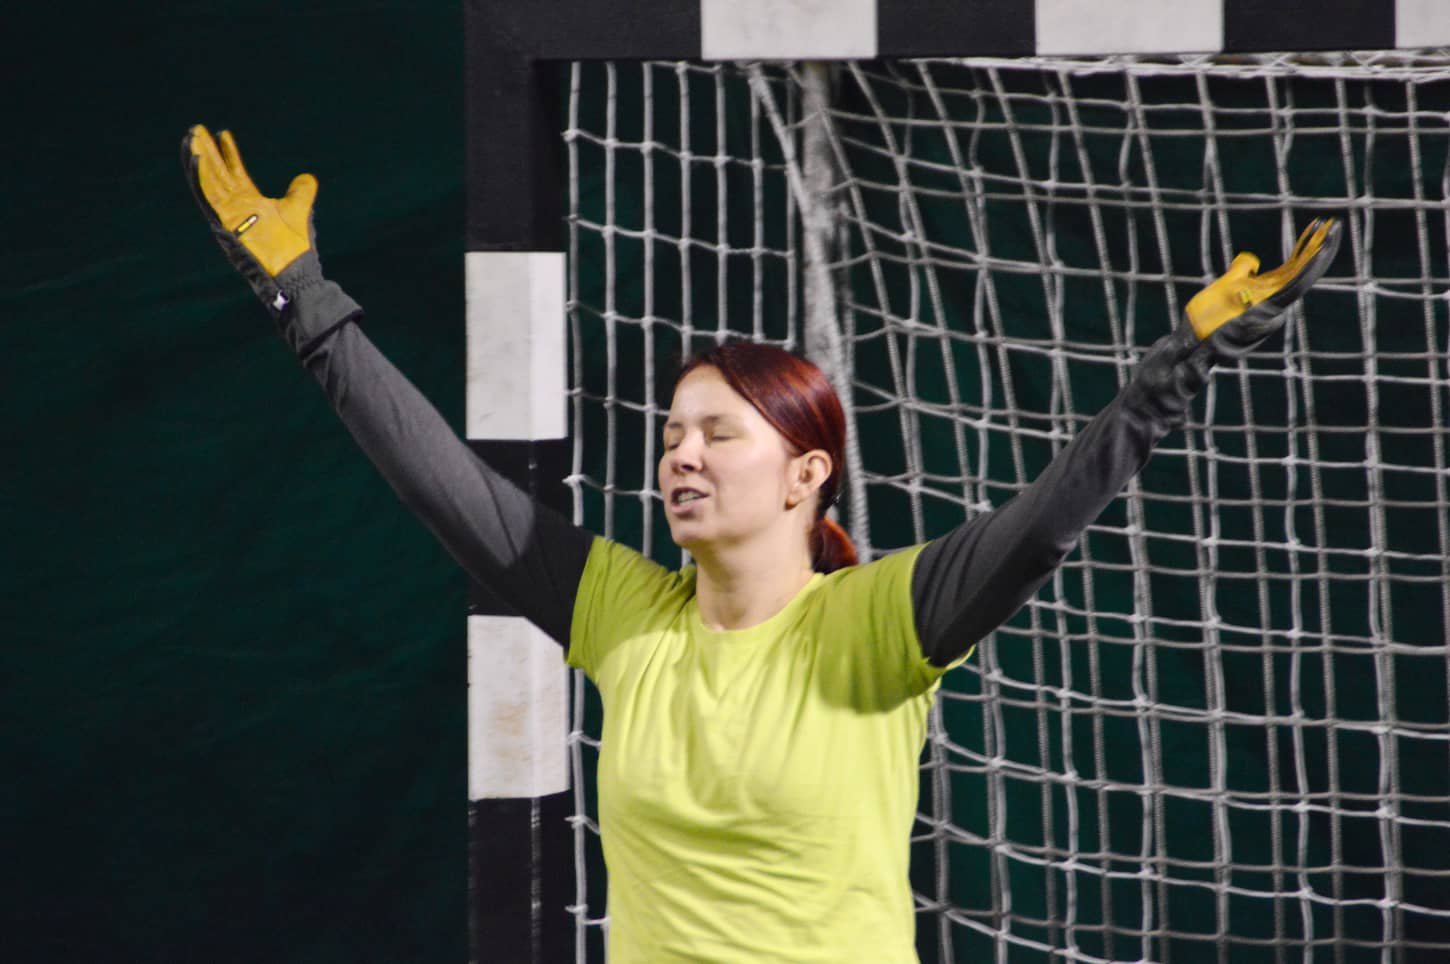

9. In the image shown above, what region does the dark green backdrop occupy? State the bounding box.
[6,4,469,961]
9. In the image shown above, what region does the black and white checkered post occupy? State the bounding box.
[462,12,573,964]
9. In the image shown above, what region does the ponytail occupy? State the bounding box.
[811,515,858,573]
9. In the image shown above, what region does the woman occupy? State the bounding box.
[182,125,1339,962]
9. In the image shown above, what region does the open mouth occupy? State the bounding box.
[670,488,707,507]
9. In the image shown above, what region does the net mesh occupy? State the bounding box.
[562,54,1450,961]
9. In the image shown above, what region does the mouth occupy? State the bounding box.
[669,487,708,511]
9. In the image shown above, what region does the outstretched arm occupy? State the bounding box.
[911,220,1342,667]
[291,288,592,647]
[182,125,592,647]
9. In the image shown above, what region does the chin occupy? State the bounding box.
[666,520,716,556]
[668,527,703,552]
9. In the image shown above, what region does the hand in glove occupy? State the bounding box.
[182,125,361,355]
[1186,217,1342,354]
[182,124,326,315]
[1128,219,1342,424]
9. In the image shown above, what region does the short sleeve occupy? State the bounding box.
[567,537,691,680]
[816,544,955,706]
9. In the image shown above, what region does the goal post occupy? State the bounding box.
[463,3,1450,961]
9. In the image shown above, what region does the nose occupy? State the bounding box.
[666,432,703,475]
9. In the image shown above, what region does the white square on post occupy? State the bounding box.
[466,251,566,441]
[468,615,570,800]
[1036,0,1221,56]
[1398,0,1450,47]
[702,0,877,60]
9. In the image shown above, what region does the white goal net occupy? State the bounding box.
[562,53,1450,961]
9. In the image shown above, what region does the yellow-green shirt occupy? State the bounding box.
[568,537,957,963]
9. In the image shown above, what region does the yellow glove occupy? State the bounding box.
[1185,218,1341,346]
[182,125,323,315]
[1123,218,1341,428]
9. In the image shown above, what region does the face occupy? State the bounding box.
[660,366,826,554]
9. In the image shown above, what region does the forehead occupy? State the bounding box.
[665,366,758,425]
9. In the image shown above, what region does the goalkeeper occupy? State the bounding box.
[183,125,1340,963]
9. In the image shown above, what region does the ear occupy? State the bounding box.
[785,449,833,510]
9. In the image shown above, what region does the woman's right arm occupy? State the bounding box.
[286,281,593,649]
[182,125,592,648]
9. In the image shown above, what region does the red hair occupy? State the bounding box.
[677,341,858,573]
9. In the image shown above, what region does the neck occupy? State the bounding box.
[689,526,816,631]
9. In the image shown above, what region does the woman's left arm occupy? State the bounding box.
[911,219,1342,667]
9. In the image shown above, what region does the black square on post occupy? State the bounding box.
[1225,0,1394,53]
[879,0,1036,58]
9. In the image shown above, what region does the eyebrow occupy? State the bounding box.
[663,414,735,431]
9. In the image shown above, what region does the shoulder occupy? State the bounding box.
[807,544,927,640]
[820,544,926,601]
[568,537,696,672]
[806,544,942,704]
[579,537,694,601]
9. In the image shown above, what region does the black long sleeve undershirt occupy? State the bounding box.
[910,325,1212,666]
[284,281,592,646]
[281,281,1214,663]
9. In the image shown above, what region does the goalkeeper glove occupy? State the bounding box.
[1185,217,1342,354]
[182,124,328,317]
[1126,219,1342,425]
